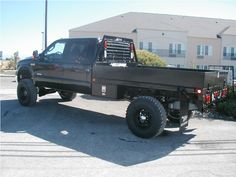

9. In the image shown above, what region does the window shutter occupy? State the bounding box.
[169,43,173,54]
[205,45,209,56]
[177,44,181,54]
[223,47,227,56]
[139,42,143,50]
[197,45,201,56]
[148,42,152,52]
[231,47,234,57]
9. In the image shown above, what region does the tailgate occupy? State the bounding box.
[202,71,228,106]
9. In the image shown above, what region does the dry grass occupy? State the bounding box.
[0,60,16,70]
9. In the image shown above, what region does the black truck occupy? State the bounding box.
[16,35,229,138]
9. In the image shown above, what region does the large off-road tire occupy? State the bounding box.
[17,79,37,106]
[58,91,76,101]
[126,96,167,138]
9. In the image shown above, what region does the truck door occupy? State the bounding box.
[62,39,97,90]
[33,40,67,85]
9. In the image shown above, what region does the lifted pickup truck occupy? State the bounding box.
[16,35,228,138]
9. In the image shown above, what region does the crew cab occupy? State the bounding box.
[16,36,229,138]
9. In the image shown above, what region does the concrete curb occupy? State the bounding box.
[0,70,16,77]
[0,74,15,77]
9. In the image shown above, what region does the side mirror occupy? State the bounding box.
[32,50,39,59]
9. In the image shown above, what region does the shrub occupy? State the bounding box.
[136,50,166,67]
[217,90,236,118]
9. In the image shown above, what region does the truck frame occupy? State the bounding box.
[16,36,229,138]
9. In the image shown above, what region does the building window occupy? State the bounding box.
[139,42,143,50]
[223,46,236,59]
[196,65,207,70]
[197,45,213,57]
[148,42,152,52]
[169,43,184,56]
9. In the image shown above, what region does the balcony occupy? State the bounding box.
[152,49,186,58]
[197,55,204,59]
[223,53,236,60]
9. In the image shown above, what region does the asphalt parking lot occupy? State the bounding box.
[1,76,236,177]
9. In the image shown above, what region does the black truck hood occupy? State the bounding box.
[16,57,33,71]
[18,57,32,64]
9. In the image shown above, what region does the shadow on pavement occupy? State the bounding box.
[1,99,195,166]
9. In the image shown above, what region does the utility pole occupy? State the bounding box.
[45,0,48,49]
[41,32,44,51]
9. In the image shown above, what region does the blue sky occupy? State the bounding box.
[1,0,236,58]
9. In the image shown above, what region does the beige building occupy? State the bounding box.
[69,12,236,76]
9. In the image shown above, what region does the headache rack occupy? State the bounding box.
[98,35,136,63]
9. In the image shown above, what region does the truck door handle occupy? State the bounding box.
[71,67,83,72]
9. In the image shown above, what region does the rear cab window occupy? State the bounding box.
[66,39,98,65]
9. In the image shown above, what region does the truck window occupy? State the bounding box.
[67,39,97,65]
[44,41,66,61]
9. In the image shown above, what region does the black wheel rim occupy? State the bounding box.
[19,87,28,101]
[134,109,152,129]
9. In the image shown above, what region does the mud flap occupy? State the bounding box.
[179,89,190,132]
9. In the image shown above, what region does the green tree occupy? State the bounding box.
[136,50,166,67]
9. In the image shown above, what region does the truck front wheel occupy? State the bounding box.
[126,96,167,138]
[17,79,37,106]
[58,91,76,101]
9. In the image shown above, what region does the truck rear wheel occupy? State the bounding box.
[126,96,167,138]
[17,79,37,106]
[58,91,76,101]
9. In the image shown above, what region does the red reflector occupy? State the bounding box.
[214,91,219,98]
[130,43,134,51]
[204,94,211,104]
[222,88,228,98]
[130,43,135,60]
[104,40,108,49]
